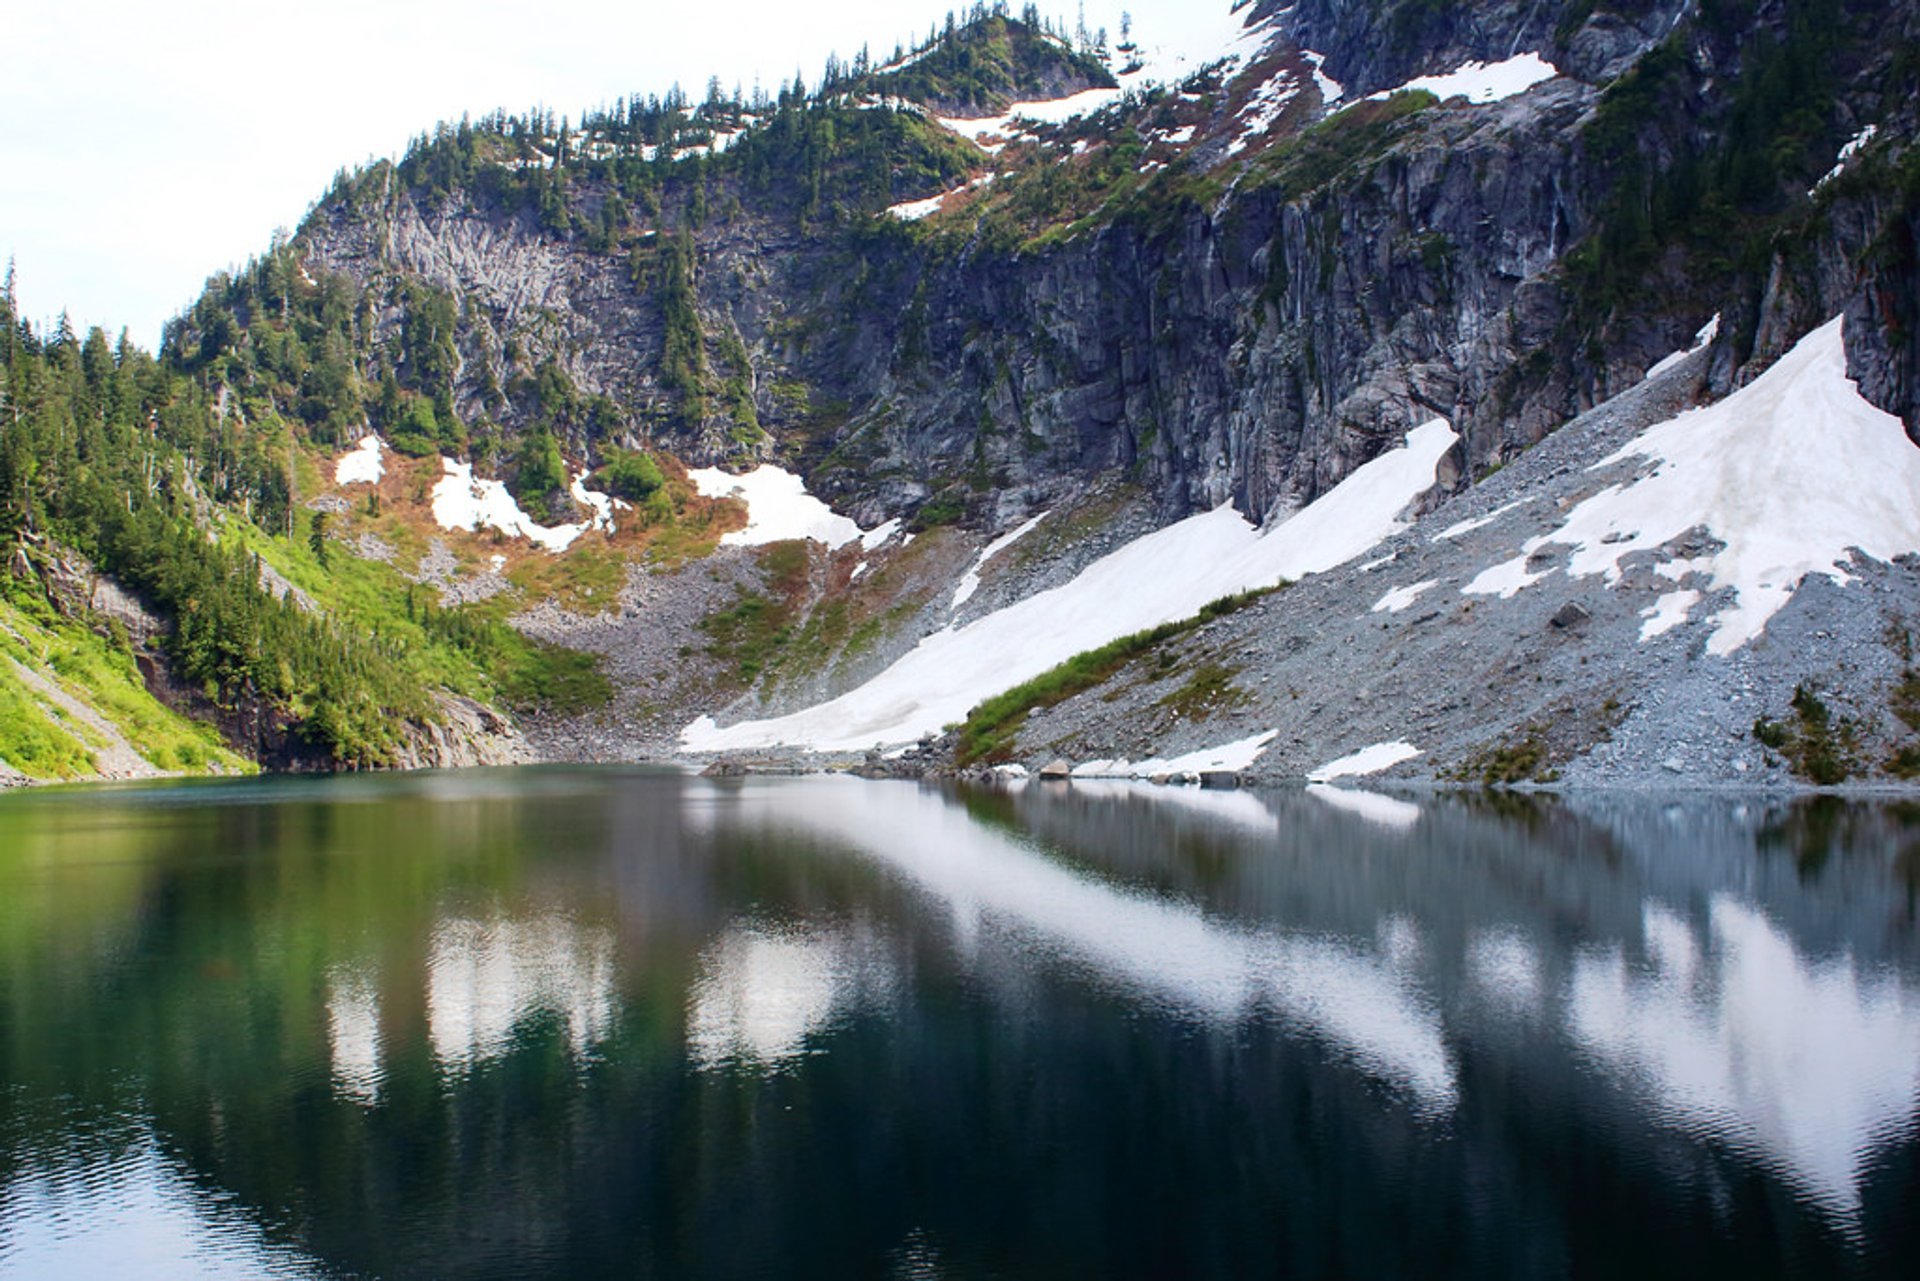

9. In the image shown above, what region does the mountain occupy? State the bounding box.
[4,0,1918,788]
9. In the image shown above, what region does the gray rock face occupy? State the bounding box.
[293,0,1919,538]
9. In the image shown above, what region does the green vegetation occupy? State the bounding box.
[0,579,250,780]
[1156,662,1251,721]
[1448,733,1558,786]
[954,587,1279,764]
[1753,683,1859,786]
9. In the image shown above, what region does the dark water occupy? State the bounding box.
[0,770,1915,1279]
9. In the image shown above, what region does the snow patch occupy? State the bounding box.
[1811,124,1879,194]
[1303,50,1344,104]
[884,174,994,220]
[1640,588,1702,640]
[1071,730,1279,780]
[1644,313,1722,382]
[1434,497,1531,541]
[430,459,617,553]
[334,435,385,486]
[1464,318,1920,655]
[685,420,1456,752]
[1371,579,1439,614]
[951,510,1049,612]
[686,464,872,551]
[1367,52,1557,106]
[1225,68,1300,157]
[1309,741,1422,783]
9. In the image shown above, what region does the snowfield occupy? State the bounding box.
[686,464,877,551]
[429,460,619,553]
[1367,52,1558,105]
[684,419,1457,752]
[334,435,385,486]
[1463,317,1920,656]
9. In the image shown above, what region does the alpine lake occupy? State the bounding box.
[0,768,1914,1279]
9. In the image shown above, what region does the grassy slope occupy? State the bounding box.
[0,583,253,783]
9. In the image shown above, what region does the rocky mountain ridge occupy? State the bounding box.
[6,0,1919,788]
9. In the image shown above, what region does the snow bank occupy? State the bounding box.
[951,510,1048,612]
[1434,497,1531,541]
[1309,741,1423,783]
[1464,317,1920,656]
[1368,52,1558,105]
[430,460,616,553]
[1811,123,1879,194]
[937,2,1284,151]
[684,420,1456,751]
[686,464,872,550]
[1643,313,1721,382]
[884,174,994,220]
[1071,730,1279,779]
[1371,579,1438,614]
[334,435,385,486]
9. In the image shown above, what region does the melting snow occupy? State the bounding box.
[1463,317,1920,656]
[1071,729,1280,779]
[951,510,1049,612]
[685,420,1456,751]
[1434,496,1531,541]
[1371,579,1439,614]
[936,2,1284,151]
[430,460,617,553]
[884,174,995,220]
[1304,50,1344,104]
[1367,52,1557,105]
[1811,123,1879,194]
[686,464,876,551]
[334,435,385,486]
[1308,741,1422,782]
[1225,68,1301,157]
[1644,313,1722,382]
[1640,588,1702,640]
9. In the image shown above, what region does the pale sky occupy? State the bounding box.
[2,0,1207,347]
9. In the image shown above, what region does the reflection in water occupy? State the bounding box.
[754,779,1458,1112]
[326,967,383,1106]
[1466,927,1545,1018]
[1065,778,1285,836]
[426,914,617,1071]
[1306,782,1423,831]
[0,1137,324,1279]
[1569,895,1920,1217]
[686,923,875,1071]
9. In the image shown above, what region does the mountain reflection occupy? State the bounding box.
[1569,895,1920,1216]
[727,778,1459,1111]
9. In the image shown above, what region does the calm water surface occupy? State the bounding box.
[0,769,1914,1278]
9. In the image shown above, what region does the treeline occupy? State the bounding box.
[336,4,1104,234]
[2,269,432,765]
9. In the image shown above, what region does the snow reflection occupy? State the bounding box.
[746,779,1457,1112]
[1569,897,1920,1217]
[1305,783,1422,831]
[326,967,383,1105]
[686,924,878,1071]
[1466,927,1544,1018]
[426,914,617,1071]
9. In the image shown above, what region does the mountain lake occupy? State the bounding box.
[0,768,1914,1278]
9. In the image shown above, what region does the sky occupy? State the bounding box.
[2,0,1213,348]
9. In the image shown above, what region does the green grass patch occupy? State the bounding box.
[954,586,1280,765]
